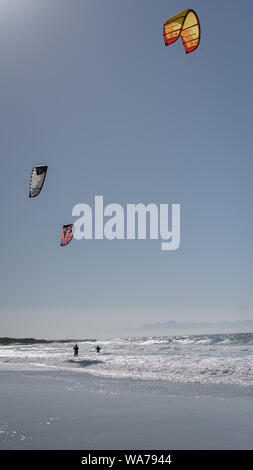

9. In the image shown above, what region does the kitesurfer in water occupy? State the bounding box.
[73,344,79,357]
[95,345,101,353]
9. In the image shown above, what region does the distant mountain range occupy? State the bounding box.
[1,320,253,344]
[125,319,253,336]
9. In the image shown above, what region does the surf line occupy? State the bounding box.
[72,196,181,251]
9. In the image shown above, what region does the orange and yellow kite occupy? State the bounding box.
[163,9,200,54]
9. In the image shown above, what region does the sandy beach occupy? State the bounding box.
[0,370,253,450]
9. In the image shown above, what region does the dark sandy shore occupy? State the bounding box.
[0,370,253,449]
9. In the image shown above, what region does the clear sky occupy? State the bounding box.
[0,0,252,338]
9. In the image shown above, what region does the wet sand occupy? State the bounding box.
[0,370,253,449]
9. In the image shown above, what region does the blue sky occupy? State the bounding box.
[0,0,252,338]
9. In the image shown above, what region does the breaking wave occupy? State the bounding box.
[1,333,253,387]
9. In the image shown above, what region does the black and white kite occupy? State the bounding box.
[29,165,48,198]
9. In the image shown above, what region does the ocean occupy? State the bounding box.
[1,332,253,387]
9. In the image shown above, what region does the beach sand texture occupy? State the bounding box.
[0,370,253,449]
[1,334,253,449]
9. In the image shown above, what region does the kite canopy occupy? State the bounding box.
[163,9,200,54]
[29,165,48,198]
[61,224,74,246]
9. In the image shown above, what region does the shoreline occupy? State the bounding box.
[0,370,253,449]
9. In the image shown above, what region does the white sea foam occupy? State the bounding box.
[0,334,253,387]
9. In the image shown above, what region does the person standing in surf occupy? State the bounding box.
[73,344,79,357]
